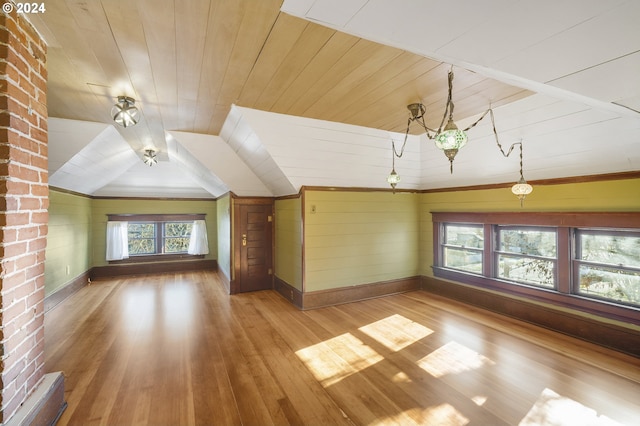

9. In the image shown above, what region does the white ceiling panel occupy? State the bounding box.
[237,106,422,191]
[48,118,112,173]
[49,125,139,195]
[170,131,273,197]
[549,52,640,106]
[93,161,215,199]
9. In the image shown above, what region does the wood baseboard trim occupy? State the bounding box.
[91,259,217,279]
[5,372,66,426]
[274,276,303,308]
[44,271,90,313]
[302,276,421,310]
[421,276,640,357]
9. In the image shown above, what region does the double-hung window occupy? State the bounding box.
[496,226,557,288]
[107,213,206,262]
[432,212,640,323]
[574,229,640,306]
[127,221,193,256]
[442,224,484,274]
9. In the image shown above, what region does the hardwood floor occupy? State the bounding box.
[45,271,640,425]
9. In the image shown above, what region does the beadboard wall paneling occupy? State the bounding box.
[45,190,92,295]
[304,190,419,291]
[275,197,303,290]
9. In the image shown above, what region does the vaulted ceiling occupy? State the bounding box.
[30,0,640,198]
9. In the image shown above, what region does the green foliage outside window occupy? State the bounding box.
[128,223,156,254]
[578,233,640,305]
[127,221,193,255]
[163,222,193,253]
[497,229,556,287]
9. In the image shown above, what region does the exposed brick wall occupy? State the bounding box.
[0,6,48,422]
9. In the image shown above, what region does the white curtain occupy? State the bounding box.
[188,220,209,255]
[106,221,129,261]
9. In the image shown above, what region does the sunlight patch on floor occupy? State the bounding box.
[370,403,469,426]
[391,371,411,383]
[359,314,434,352]
[121,286,156,334]
[472,395,487,406]
[417,341,495,378]
[295,333,383,387]
[519,388,621,426]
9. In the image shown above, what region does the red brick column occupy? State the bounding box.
[0,6,48,422]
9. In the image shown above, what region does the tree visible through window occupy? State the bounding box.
[433,212,640,315]
[576,231,640,305]
[163,222,192,253]
[443,224,484,274]
[496,227,556,288]
[128,223,156,254]
[128,221,193,256]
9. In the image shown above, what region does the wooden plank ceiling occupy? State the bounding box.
[32,0,531,157]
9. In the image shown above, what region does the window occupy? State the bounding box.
[128,222,156,254]
[432,212,640,323]
[575,230,640,306]
[442,224,484,274]
[107,213,206,262]
[127,221,193,256]
[496,227,556,288]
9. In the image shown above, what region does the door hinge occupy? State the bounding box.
[268,268,273,275]
[268,215,273,222]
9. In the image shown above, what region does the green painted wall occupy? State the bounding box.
[216,194,231,280]
[419,177,640,277]
[304,190,420,291]
[275,197,302,290]
[44,190,92,295]
[91,198,217,267]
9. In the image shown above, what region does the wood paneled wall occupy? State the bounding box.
[45,191,92,295]
[274,197,303,290]
[304,190,420,292]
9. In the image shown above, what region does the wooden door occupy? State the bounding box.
[235,201,273,293]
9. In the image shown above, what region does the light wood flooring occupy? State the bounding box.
[44,271,640,425]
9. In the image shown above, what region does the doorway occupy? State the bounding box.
[232,198,274,293]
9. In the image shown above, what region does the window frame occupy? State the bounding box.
[441,223,485,275]
[494,225,558,289]
[107,213,206,263]
[432,212,640,325]
[573,228,640,307]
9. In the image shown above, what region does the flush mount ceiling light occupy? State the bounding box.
[111,96,140,127]
[387,66,532,204]
[143,149,157,166]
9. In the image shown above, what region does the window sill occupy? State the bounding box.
[433,266,640,326]
[109,253,205,264]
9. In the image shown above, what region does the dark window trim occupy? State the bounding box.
[108,213,206,222]
[431,212,640,325]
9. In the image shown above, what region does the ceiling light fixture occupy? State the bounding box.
[143,149,157,166]
[510,143,533,207]
[387,66,533,205]
[111,96,140,127]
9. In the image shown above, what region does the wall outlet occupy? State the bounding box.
[65,265,70,275]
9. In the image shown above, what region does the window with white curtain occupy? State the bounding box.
[107,214,208,261]
[188,219,209,255]
[106,221,129,261]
